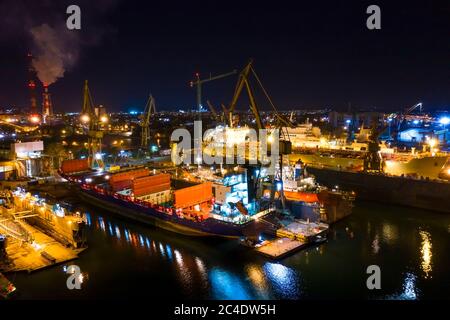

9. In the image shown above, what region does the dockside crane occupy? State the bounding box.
[190,69,237,117]
[226,60,293,211]
[140,95,156,149]
[391,102,423,140]
[81,80,104,169]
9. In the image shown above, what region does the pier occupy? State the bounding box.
[255,237,308,259]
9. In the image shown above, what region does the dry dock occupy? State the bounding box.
[1,223,85,273]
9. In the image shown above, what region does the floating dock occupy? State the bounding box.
[247,219,328,259]
[254,237,308,259]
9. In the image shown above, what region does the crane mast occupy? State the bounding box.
[81,80,104,169]
[190,70,237,116]
[141,95,156,149]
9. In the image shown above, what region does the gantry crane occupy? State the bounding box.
[81,80,104,169]
[140,95,156,149]
[190,69,237,116]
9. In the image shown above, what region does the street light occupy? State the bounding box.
[81,114,90,123]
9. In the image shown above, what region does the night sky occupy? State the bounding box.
[0,0,449,113]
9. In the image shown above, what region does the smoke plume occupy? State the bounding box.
[30,23,79,86]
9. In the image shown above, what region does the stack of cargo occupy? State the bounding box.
[132,174,171,197]
[110,168,149,184]
[174,182,213,209]
[110,179,133,192]
[61,159,89,174]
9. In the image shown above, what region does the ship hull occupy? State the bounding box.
[77,188,252,238]
[306,167,450,213]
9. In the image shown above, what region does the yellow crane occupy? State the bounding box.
[80,80,104,169]
[190,69,237,115]
[140,95,156,149]
[227,60,294,136]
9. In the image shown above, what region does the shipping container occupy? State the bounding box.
[110,179,132,192]
[133,182,171,197]
[133,173,170,187]
[61,159,89,173]
[174,182,213,208]
[110,168,149,183]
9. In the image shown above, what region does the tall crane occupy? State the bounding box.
[190,69,237,115]
[81,80,104,169]
[141,95,156,149]
[227,60,294,135]
[226,60,293,211]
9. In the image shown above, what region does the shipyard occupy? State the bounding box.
[0,1,449,315]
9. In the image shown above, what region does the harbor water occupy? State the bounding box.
[10,201,450,300]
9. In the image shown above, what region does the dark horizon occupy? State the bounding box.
[0,0,449,113]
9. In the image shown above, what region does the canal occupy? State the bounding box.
[10,201,450,299]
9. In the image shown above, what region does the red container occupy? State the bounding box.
[110,179,132,192]
[61,159,89,173]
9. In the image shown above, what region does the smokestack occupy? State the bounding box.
[42,83,53,123]
[27,53,38,114]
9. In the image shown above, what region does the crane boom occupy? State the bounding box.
[206,100,218,117]
[191,69,237,114]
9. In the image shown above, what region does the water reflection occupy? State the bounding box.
[402,273,418,300]
[86,211,304,300]
[381,223,398,244]
[263,262,300,299]
[371,234,380,255]
[209,268,252,300]
[419,230,432,279]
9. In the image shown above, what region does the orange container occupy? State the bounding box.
[61,159,89,173]
[174,182,213,208]
[133,174,170,187]
[110,168,149,183]
[133,182,171,197]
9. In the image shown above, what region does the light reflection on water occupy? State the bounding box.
[263,262,300,299]
[86,212,302,300]
[381,222,398,244]
[77,204,448,300]
[419,230,432,279]
[386,272,419,300]
[209,268,252,300]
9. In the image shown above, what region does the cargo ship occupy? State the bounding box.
[305,166,450,213]
[59,159,274,238]
[298,129,450,213]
